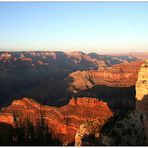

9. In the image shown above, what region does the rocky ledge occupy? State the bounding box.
[68,60,144,92]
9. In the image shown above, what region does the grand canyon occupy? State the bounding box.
[1,1,148,146]
[0,51,148,146]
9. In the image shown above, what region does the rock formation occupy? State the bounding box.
[136,60,148,144]
[68,60,144,92]
[136,60,148,100]
[0,97,113,145]
[74,60,148,146]
[75,111,146,146]
[75,120,107,146]
[69,97,107,107]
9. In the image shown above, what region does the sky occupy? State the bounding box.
[0,2,148,53]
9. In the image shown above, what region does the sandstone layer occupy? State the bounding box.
[68,60,144,92]
[136,60,148,101]
[136,60,148,144]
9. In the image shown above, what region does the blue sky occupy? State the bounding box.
[0,2,148,53]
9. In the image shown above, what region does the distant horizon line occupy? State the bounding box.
[0,49,148,55]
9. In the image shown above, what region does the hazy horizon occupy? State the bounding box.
[0,49,148,55]
[0,2,148,53]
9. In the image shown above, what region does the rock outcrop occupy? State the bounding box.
[75,120,107,146]
[0,97,113,145]
[136,60,148,101]
[68,60,144,92]
[69,97,107,107]
[75,111,146,146]
[136,60,148,144]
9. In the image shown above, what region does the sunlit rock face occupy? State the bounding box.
[136,60,148,101]
[68,60,144,92]
[0,114,14,126]
[136,60,148,144]
[0,97,113,145]
[69,97,108,107]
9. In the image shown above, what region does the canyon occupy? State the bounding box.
[74,60,148,146]
[0,51,147,146]
[67,60,144,110]
[0,51,142,109]
[0,51,137,105]
[68,60,144,90]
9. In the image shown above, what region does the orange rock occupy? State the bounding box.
[69,97,76,106]
[0,97,113,145]
[68,60,144,92]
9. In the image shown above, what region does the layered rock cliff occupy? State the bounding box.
[0,97,113,145]
[136,60,148,101]
[136,60,148,144]
[68,60,144,92]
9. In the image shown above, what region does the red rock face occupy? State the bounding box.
[0,97,113,145]
[0,114,14,126]
[68,60,144,92]
[69,97,107,107]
